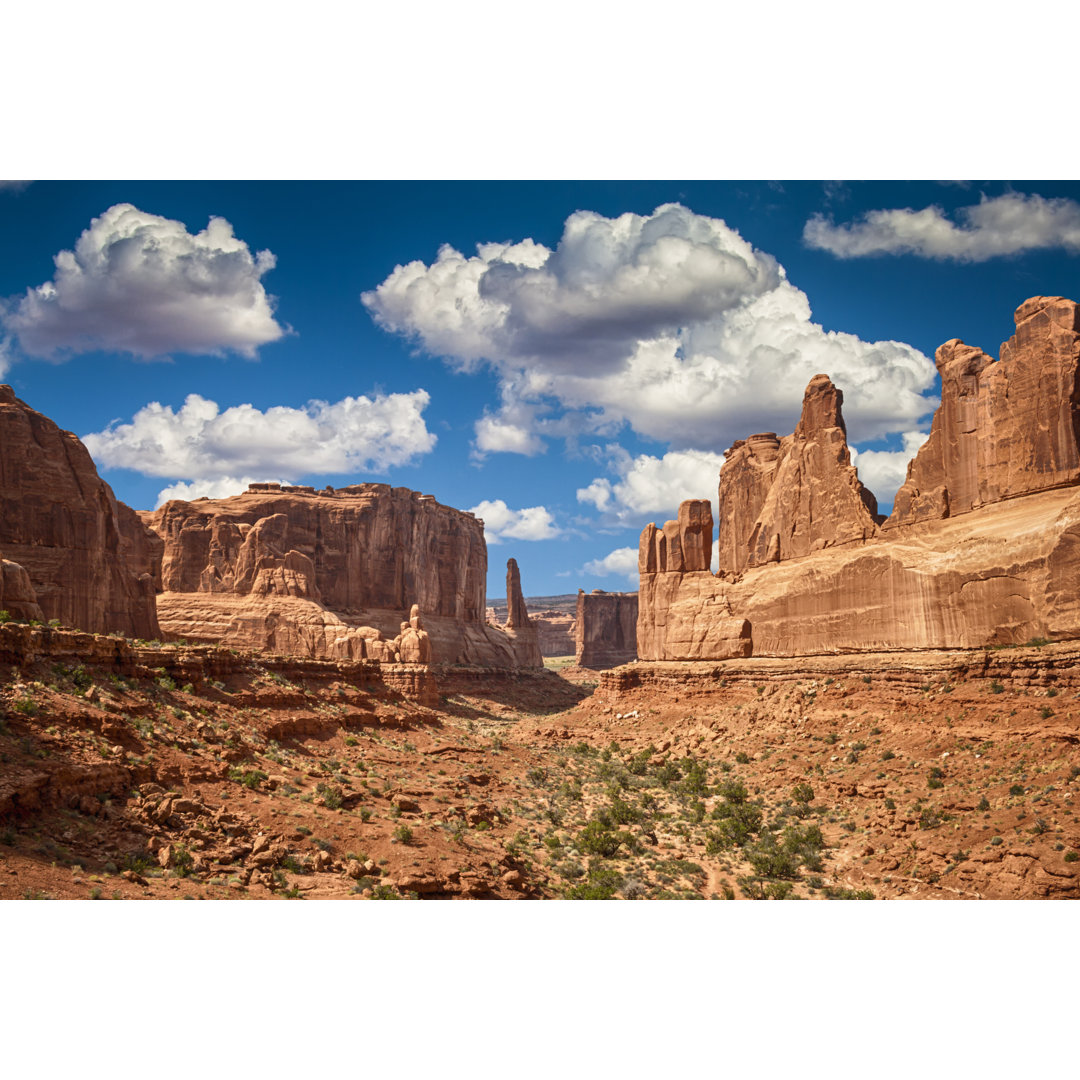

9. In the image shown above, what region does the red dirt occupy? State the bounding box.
[2,628,1077,900]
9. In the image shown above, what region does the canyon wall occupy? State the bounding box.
[575,590,639,669]
[638,297,1080,660]
[0,386,160,639]
[143,485,539,667]
[532,610,576,656]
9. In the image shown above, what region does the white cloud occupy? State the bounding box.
[582,546,638,581]
[473,411,546,457]
[468,499,560,543]
[577,446,725,525]
[6,202,287,360]
[363,203,937,454]
[0,181,32,192]
[83,390,436,479]
[154,475,285,509]
[850,431,929,504]
[804,191,1080,262]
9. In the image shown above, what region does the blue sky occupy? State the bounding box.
[2,180,1079,599]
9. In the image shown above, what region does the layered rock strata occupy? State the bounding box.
[638,297,1080,659]
[0,385,160,638]
[716,374,881,574]
[143,484,538,667]
[0,558,45,623]
[887,296,1080,526]
[575,590,639,668]
[531,610,576,656]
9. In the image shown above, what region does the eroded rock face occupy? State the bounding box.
[0,385,160,638]
[887,296,1080,527]
[501,559,543,668]
[638,297,1080,660]
[144,484,535,667]
[0,558,45,622]
[530,610,576,656]
[718,374,880,573]
[576,589,639,668]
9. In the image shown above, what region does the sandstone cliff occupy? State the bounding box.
[143,484,537,667]
[0,558,44,623]
[887,296,1080,527]
[575,589,639,669]
[501,559,543,668]
[0,385,160,638]
[638,297,1080,659]
[717,374,881,573]
[531,610,576,656]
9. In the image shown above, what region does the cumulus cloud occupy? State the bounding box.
[582,546,639,581]
[83,390,436,479]
[578,446,725,525]
[6,203,287,360]
[154,475,286,509]
[804,191,1080,262]
[468,499,560,543]
[363,203,937,454]
[473,411,546,457]
[850,431,929,504]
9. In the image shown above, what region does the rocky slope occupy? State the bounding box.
[2,622,1076,900]
[638,297,1080,660]
[0,385,160,639]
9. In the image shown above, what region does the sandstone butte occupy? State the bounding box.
[639,296,1080,660]
[0,386,542,669]
[0,385,160,639]
[141,486,543,668]
[575,589,638,669]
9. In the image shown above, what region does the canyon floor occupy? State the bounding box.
[2,633,1078,900]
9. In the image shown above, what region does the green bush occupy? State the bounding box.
[393,824,413,845]
[791,782,815,805]
[578,820,624,858]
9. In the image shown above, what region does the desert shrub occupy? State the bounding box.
[1065,851,1079,863]
[734,751,751,765]
[1009,784,1025,797]
[791,782,815,805]
[315,782,343,809]
[392,824,413,845]
[577,819,625,858]
[746,837,802,880]
[607,796,641,826]
[565,864,621,900]
[716,779,749,805]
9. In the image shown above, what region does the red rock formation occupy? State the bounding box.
[638,297,1080,660]
[144,484,535,667]
[887,296,1080,527]
[530,610,576,656]
[0,558,44,622]
[0,385,160,638]
[502,558,543,668]
[718,374,880,573]
[575,589,639,668]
